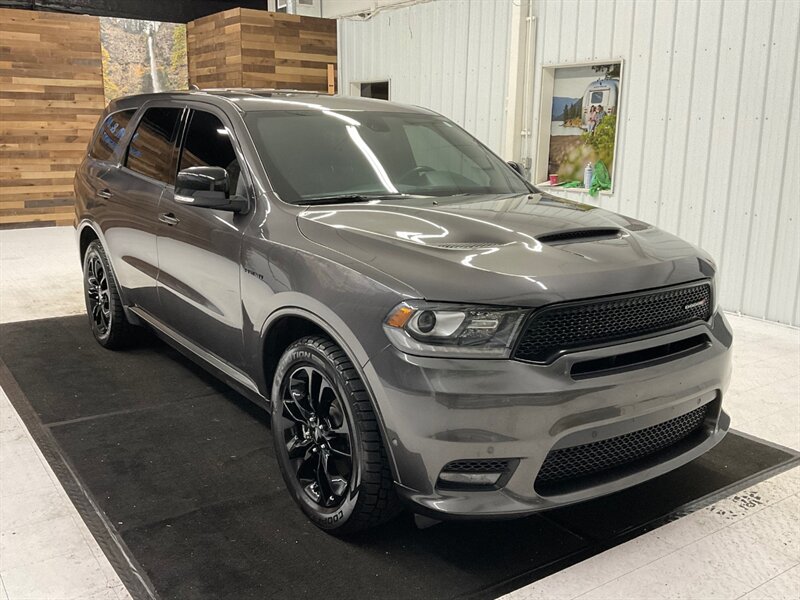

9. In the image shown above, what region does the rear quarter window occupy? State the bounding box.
[89,109,136,162]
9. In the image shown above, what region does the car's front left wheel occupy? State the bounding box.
[272,335,400,534]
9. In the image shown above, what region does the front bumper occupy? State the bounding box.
[362,311,733,518]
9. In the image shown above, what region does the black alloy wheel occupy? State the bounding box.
[272,336,400,534]
[82,240,135,349]
[85,252,110,335]
[281,365,353,507]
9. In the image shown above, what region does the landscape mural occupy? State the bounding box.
[100,17,188,103]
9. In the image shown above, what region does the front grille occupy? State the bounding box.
[535,404,709,491]
[442,459,510,473]
[514,282,712,363]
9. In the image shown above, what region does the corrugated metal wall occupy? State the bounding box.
[528,0,800,325]
[337,0,514,153]
[338,0,799,326]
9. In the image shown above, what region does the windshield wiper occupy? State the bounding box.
[295,193,419,206]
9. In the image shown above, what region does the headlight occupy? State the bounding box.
[383,301,528,358]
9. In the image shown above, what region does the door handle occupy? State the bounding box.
[158,212,180,226]
[96,189,113,199]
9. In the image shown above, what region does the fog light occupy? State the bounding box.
[438,471,502,486]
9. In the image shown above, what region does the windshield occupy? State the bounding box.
[244,109,530,203]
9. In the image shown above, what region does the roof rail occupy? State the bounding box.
[197,87,324,95]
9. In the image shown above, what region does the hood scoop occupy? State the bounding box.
[537,227,623,246]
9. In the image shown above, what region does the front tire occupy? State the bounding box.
[271,335,400,534]
[82,240,135,349]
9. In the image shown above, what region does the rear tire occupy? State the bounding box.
[82,240,136,349]
[271,335,400,534]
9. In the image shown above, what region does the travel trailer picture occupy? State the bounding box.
[547,62,621,187]
[580,77,620,128]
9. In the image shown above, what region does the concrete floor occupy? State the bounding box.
[1,228,131,599]
[0,226,798,600]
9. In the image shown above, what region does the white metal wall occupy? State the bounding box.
[338,0,800,326]
[527,0,800,326]
[337,0,514,154]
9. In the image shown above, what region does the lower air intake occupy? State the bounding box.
[535,404,709,493]
[442,459,510,473]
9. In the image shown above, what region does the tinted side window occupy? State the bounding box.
[126,107,183,184]
[89,110,136,161]
[179,110,242,193]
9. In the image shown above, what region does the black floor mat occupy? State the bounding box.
[1,316,797,600]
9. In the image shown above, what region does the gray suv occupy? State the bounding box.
[74,90,732,534]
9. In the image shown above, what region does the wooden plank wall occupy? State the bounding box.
[240,9,337,92]
[187,8,337,92]
[0,7,336,229]
[186,8,243,89]
[0,8,105,228]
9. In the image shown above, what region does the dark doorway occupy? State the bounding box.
[359,81,390,101]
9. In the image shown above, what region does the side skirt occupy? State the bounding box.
[128,306,270,411]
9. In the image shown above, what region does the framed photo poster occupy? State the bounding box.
[540,61,622,191]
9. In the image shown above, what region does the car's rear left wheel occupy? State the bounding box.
[272,335,400,534]
[83,240,135,349]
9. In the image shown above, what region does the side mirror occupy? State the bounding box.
[175,166,247,213]
[507,161,525,177]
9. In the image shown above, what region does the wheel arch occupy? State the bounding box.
[77,220,102,263]
[260,304,372,393]
[76,220,138,323]
[262,312,327,393]
[259,303,399,481]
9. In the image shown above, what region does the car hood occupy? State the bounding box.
[296,193,715,307]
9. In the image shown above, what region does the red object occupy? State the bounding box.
[549,174,558,185]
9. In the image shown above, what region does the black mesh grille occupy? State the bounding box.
[535,405,709,489]
[443,459,510,473]
[514,282,712,363]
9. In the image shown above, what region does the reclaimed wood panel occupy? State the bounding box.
[0,8,105,229]
[186,8,243,89]
[187,8,336,93]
